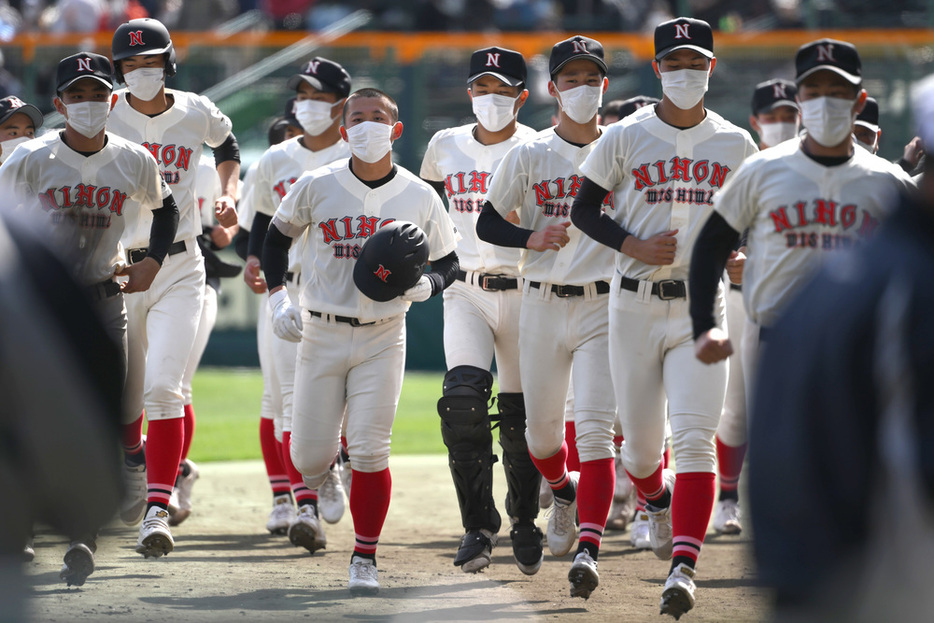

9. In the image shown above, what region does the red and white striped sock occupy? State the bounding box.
[260,418,290,497]
[531,440,570,493]
[350,468,391,559]
[716,436,747,500]
[577,457,614,557]
[282,431,317,507]
[145,418,184,510]
[671,471,716,567]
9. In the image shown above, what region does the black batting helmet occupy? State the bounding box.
[353,221,430,302]
[112,18,177,83]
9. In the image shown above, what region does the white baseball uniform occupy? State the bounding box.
[252,136,350,439]
[272,159,458,485]
[485,126,616,464]
[109,88,233,424]
[579,105,757,477]
[420,122,536,392]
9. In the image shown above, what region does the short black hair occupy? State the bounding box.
[342,88,398,124]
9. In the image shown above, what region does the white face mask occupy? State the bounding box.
[124,67,164,101]
[344,121,394,163]
[65,101,111,138]
[557,84,603,124]
[659,68,709,110]
[472,93,519,132]
[0,135,31,160]
[295,99,341,136]
[800,96,857,148]
[758,121,799,148]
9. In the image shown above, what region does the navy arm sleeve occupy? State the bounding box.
[569,177,630,251]
[261,224,292,291]
[233,229,249,261]
[476,201,532,248]
[213,133,241,166]
[688,212,740,339]
[247,212,272,260]
[425,250,458,297]
[424,179,446,199]
[146,194,180,265]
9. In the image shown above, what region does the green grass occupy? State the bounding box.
[186,368,448,462]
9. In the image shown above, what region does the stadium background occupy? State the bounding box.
[4,11,932,368]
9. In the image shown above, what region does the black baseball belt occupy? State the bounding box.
[619,276,686,300]
[307,310,388,327]
[528,280,610,297]
[126,239,187,265]
[85,279,121,301]
[456,269,518,292]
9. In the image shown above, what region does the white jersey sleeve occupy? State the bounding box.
[237,164,258,230]
[195,154,223,228]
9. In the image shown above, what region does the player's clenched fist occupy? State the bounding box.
[527,221,571,252]
[620,228,678,265]
[215,194,238,228]
[117,257,161,294]
[726,247,745,285]
[694,327,733,364]
[244,255,267,294]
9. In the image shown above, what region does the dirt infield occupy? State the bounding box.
[23,456,769,622]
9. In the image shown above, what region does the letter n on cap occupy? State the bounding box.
[77,57,93,72]
[129,30,144,46]
[374,265,391,283]
[486,52,500,68]
[674,23,691,39]
[572,40,588,53]
[773,83,787,99]
[817,44,835,62]
[307,61,320,74]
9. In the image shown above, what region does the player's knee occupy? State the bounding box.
[670,425,717,473]
[438,365,493,449]
[346,452,390,474]
[574,416,616,463]
[621,444,664,479]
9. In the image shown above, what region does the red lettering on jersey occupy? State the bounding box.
[467,170,489,194]
[770,206,792,232]
[356,215,381,238]
[533,181,553,204]
[567,175,582,197]
[339,216,354,239]
[857,211,879,237]
[553,177,566,199]
[75,183,95,207]
[110,190,126,215]
[709,163,730,188]
[654,160,669,184]
[602,191,615,211]
[60,186,72,207]
[174,146,192,171]
[442,175,456,198]
[143,142,162,163]
[692,160,709,184]
[128,30,144,47]
[674,23,691,39]
[273,180,288,200]
[840,204,856,228]
[794,201,808,226]
[631,165,654,190]
[38,189,58,211]
[670,157,693,182]
[374,264,391,282]
[95,187,111,209]
[163,144,177,167]
[319,220,341,243]
[815,199,836,226]
[453,172,467,194]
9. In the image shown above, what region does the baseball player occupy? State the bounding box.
[689,39,912,404]
[0,95,42,163]
[419,46,541,575]
[749,78,800,150]
[0,51,178,585]
[262,88,459,595]
[107,17,240,558]
[570,18,758,618]
[477,35,617,599]
[854,96,881,153]
[602,95,659,126]
[244,58,353,552]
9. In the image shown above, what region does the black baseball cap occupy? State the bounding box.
[282,96,301,128]
[856,96,879,131]
[0,95,43,129]
[616,95,659,119]
[468,46,526,87]
[56,52,114,94]
[287,57,351,98]
[654,17,714,61]
[751,79,798,115]
[549,36,607,78]
[795,39,861,86]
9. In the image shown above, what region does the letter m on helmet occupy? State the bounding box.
[129,30,144,46]
[374,264,392,283]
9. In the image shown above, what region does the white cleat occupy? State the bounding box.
[646,469,676,560]
[660,563,697,620]
[168,459,199,526]
[568,550,599,599]
[266,495,297,535]
[288,504,326,553]
[712,498,743,535]
[348,555,379,596]
[136,506,174,558]
[630,511,653,550]
[546,472,579,557]
[120,461,148,525]
[317,463,346,524]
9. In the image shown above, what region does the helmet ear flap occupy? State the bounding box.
[165,46,177,77]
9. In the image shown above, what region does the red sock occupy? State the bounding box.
[531,440,569,489]
[146,418,184,508]
[663,446,671,469]
[613,434,623,450]
[350,468,391,557]
[671,471,716,565]
[627,464,666,502]
[636,489,647,512]
[716,436,747,495]
[577,458,614,551]
[179,403,195,464]
[122,413,144,456]
[260,418,290,496]
[565,422,580,473]
[283,431,317,505]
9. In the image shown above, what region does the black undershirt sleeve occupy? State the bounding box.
[476,201,532,248]
[146,194,180,265]
[688,212,741,340]
[261,224,293,291]
[213,133,241,166]
[425,179,446,199]
[247,212,273,260]
[233,228,249,261]
[569,177,630,251]
[425,250,459,296]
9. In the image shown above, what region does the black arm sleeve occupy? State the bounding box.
[261,224,292,291]
[476,201,533,248]
[233,228,249,261]
[688,212,741,339]
[569,177,631,251]
[213,133,241,166]
[425,250,459,297]
[425,179,446,199]
[146,194,180,265]
[247,212,273,260]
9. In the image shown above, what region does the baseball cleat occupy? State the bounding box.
[317,462,346,524]
[545,471,579,557]
[646,469,676,560]
[120,461,148,526]
[348,555,379,596]
[288,504,326,554]
[630,511,653,549]
[168,459,199,527]
[266,494,296,535]
[453,528,496,573]
[538,476,553,510]
[23,538,35,562]
[660,563,696,620]
[60,541,95,587]
[568,550,599,599]
[510,520,544,576]
[606,459,637,532]
[136,506,174,558]
[712,498,742,535]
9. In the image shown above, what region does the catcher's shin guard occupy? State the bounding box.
[438,365,501,532]
[497,392,541,521]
